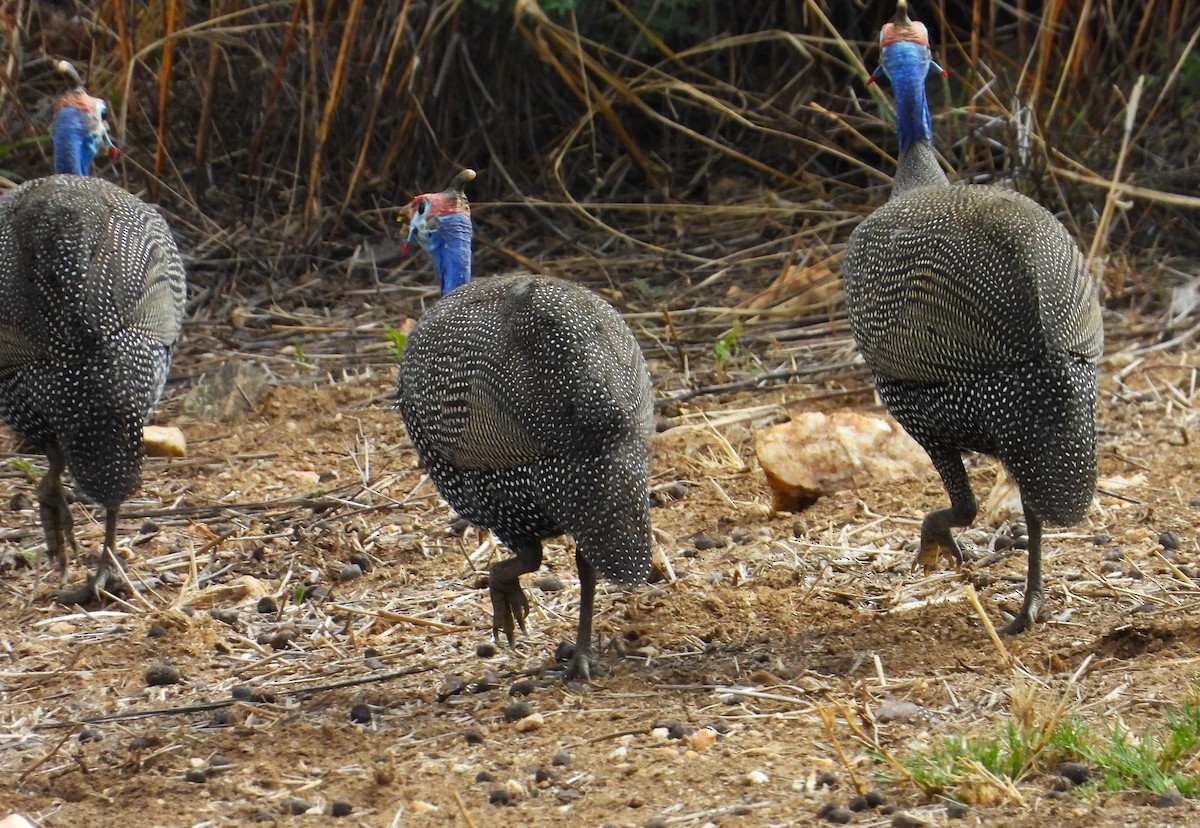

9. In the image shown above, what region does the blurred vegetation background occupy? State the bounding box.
[1,0,1198,318]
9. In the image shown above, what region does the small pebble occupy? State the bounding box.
[1154,789,1185,807]
[553,640,577,664]
[503,702,534,722]
[145,664,181,686]
[267,628,296,649]
[78,728,102,743]
[817,770,838,787]
[848,794,871,811]
[10,492,32,511]
[514,712,544,732]
[745,769,769,785]
[476,770,495,783]
[463,728,485,745]
[651,719,694,740]
[866,791,885,808]
[644,818,669,828]
[551,751,571,767]
[656,481,690,501]
[1013,537,1029,551]
[476,642,497,658]
[349,703,372,724]
[256,595,278,614]
[281,798,310,815]
[146,624,168,639]
[1159,531,1181,550]
[230,684,274,703]
[535,574,564,592]
[488,789,510,806]
[1104,547,1125,562]
[730,528,756,545]
[1189,495,1200,508]
[993,535,1014,552]
[1132,603,1156,614]
[330,801,353,818]
[1093,532,1112,545]
[349,552,372,572]
[184,768,207,784]
[437,675,466,702]
[339,563,362,582]
[891,812,933,828]
[209,608,239,626]
[251,810,274,822]
[628,794,645,807]
[533,767,553,784]
[509,679,536,697]
[691,533,725,551]
[211,709,234,726]
[818,803,853,824]
[945,800,968,819]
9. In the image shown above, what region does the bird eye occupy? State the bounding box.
[416,199,429,216]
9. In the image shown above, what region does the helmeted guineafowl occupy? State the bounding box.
[0,83,187,603]
[395,169,653,679]
[841,2,1103,633]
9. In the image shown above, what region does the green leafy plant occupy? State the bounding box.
[10,458,35,478]
[713,320,742,371]
[383,325,407,360]
[292,343,312,373]
[888,686,1200,801]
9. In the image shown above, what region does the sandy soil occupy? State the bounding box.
[0,282,1197,828]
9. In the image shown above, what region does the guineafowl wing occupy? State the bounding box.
[843,185,1101,383]
[82,181,186,348]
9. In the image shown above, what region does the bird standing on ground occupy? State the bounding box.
[841,2,1103,632]
[395,170,653,679]
[0,79,187,603]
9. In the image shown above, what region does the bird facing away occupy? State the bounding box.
[0,86,187,603]
[841,2,1103,633]
[395,170,654,679]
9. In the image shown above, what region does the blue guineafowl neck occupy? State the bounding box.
[426,213,474,296]
[883,41,934,153]
[52,107,97,176]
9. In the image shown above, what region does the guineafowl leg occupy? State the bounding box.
[562,550,598,680]
[55,507,125,605]
[490,538,543,645]
[916,448,977,573]
[999,506,1046,635]
[37,450,78,580]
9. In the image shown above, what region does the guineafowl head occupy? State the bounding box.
[400,169,478,296]
[52,89,117,176]
[868,1,946,151]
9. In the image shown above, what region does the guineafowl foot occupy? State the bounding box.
[554,640,597,681]
[915,501,974,574]
[488,540,544,645]
[914,535,963,574]
[998,587,1046,635]
[558,551,599,682]
[53,510,126,606]
[36,454,77,579]
[998,506,1046,635]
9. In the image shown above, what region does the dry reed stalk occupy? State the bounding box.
[305,0,364,229]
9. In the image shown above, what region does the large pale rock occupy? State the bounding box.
[143,425,187,457]
[755,410,934,512]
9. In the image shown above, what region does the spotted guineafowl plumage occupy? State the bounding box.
[0,86,187,603]
[841,2,1103,632]
[395,170,653,679]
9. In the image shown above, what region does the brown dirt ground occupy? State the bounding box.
[0,286,1198,828]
